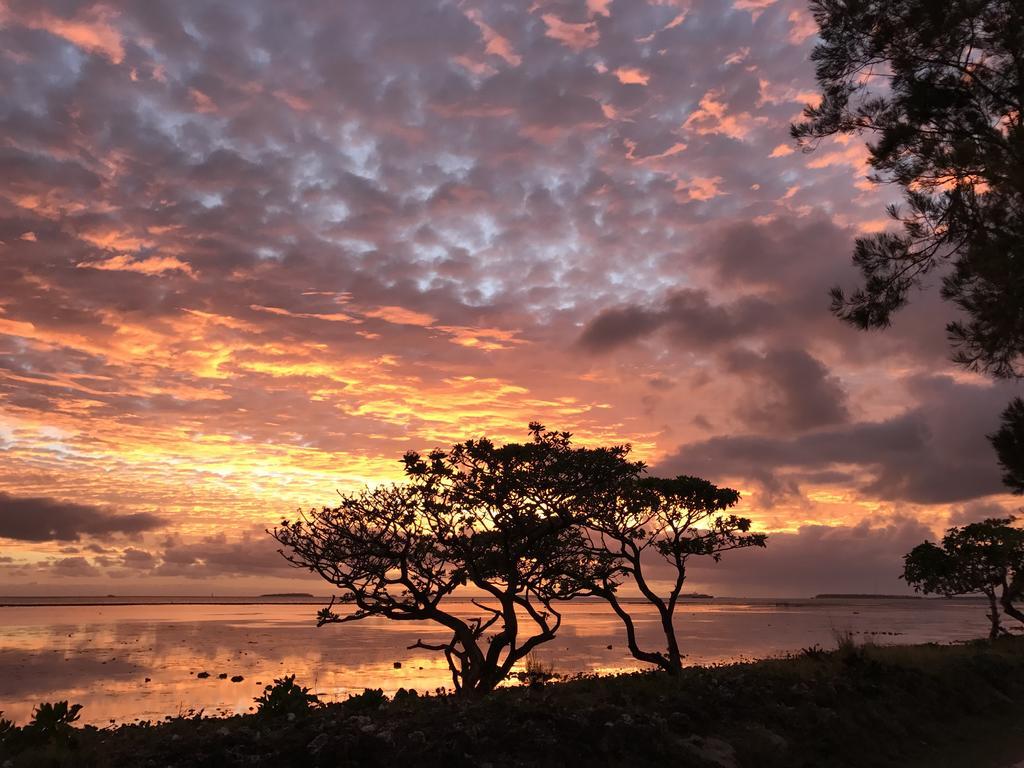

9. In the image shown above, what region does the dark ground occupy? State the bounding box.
[3,636,1024,767]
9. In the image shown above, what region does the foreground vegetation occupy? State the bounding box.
[4,636,1024,767]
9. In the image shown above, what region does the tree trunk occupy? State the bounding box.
[1001,577,1024,626]
[1000,590,1024,626]
[659,609,683,674]
[986,588,1003,640]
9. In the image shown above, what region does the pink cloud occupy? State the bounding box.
[541,14,599,52]
[464,8,522,67]
[614,66,650,85]
[683,89,763,140]
[787,9,818,45]
[78,255,195,277]
[6,4,125,63]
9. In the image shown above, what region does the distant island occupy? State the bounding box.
[680,593,713,599]
[258,593,315,598]
[814,594,922,600]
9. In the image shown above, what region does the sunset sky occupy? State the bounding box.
[1,0,1020,597]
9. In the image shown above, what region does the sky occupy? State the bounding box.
[0,0,1020,597]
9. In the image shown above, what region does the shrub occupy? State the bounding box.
[343,688,388,713]
[22,701,83,748]
[254,675,320,717]
[515,653,556,687]
[0,711,16,743]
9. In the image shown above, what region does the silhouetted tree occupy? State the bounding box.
[793,0,1024,378]
[903,517,1024,638]
[990,397,1024,494]
[584,476,767,674]
[273,424,638,696]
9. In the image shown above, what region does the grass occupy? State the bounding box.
[3,636,1024,767]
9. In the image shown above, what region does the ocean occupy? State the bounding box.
[0,595,995,725]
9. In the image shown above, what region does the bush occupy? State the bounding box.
[343,688,388,713]
[253,676,320,717]
[514,653,556,687]
[21,701,83,748]
[0,712,15,744]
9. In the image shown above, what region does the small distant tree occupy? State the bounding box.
[990,398,1024,494]
[584,476,767,674]
[903,517,1024,638]
[273,424,638,696]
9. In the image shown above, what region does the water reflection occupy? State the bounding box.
[0,598,994,725]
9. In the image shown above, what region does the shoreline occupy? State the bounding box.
[3,636,1023,767]
[0,594,987,609]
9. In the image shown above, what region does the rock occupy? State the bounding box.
[606,645,613,650]
[746,725,787,751]
[218,673,228,679]
[196,672,210,679]
[393,661,402,669]
[308,733,330,753]
[668,711,692,731]
[144,677,151,683]
[231,675,244,683]
[681,736,738,768]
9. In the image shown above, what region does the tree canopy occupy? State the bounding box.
[793,0,1024,378]
[990,397,1024,494]
[273,424,640,696]
[274,425,772,690]
[584,475,766,673]
[903,517,1024,637]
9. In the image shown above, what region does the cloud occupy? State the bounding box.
[152,531,297,578]
[541,14,599,51]
[0,0,1010,595]
[684,515,935,597]
[723,347,849,431]
[577,289,766,353]
[658,375,1014,505]
[0,493,165,542]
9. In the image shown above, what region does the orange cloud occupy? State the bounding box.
[787,9,818,45]
[614,66,650,85]
[250,305,360,323]
[464,8,522,66]
[6,4,125,63]
[362,306,436,326]
[78,255,196,277]
[189,89,217,114]
[732,0,776,17]
[676,175,725,201]
[683,89,763,140]
[541,14,599,52]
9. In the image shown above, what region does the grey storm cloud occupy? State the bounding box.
[722,347,850,432]
[684,516,937,598]
[0,493,165,542]
[151,531,297,578]
[577,289,770,353]
[657,375,1015,506]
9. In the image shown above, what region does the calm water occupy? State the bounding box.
[0,596,995,726]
